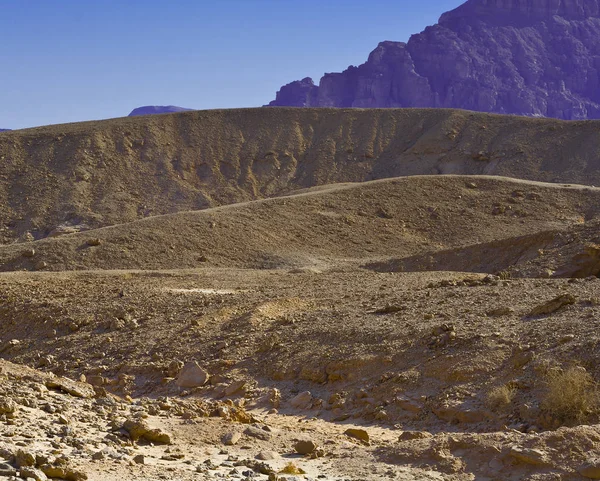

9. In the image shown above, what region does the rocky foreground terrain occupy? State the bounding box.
[2,175,600,479]
[2,108,600,479]
[270,0,600,120]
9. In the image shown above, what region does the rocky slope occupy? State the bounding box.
[1,175,598,272]
[5,357,600,481]
[270,0,600,120]
[4,107,600,244]
[128,106,192,116]
[3,249,600,479]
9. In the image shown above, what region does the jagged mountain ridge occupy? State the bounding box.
[269,0,600,119]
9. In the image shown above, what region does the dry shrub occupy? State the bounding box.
[541,366,599,423]
[486,384,517,410]
[280,462,306,475]
[497,270,512,280]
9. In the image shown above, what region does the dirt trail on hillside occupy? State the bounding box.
[1,175,599,272]
[2,107,600,243]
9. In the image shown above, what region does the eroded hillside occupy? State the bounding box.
[2,108,600,243]
[1,176,598,272]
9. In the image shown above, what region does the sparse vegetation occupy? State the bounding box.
[497,270,512,280]
[280,462,306,475]
[485,383,517,410]
[541,366,599,423]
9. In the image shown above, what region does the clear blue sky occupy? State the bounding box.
[2,0,461,129]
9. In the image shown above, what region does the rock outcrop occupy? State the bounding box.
[128,105,192,116]
[269,0,600,119]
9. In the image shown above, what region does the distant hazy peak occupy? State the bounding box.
[128,106,192,117]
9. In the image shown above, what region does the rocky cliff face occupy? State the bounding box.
[269,0,600,119]
[128,106,192,116]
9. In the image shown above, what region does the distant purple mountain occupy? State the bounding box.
[270,0,600,120]
[128,106,192,117]
[0,129,10,132]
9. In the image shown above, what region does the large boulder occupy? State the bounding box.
[175,361,209,388]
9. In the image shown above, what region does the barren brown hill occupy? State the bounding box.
[3,107,600,244]
[6,111,600,480]
[1,175,599,272]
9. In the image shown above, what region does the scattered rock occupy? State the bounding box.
[509,446,549,466]
[527,294,576,317]
[45,377,94,398]
[373,304,404,314]
[20,467,48,481]
[86,238,101,246]
[35,261,48,270]
[123,418,172,444]
[40,465,88,481]
[222,431,242,446]
[21,248,35,258]
[289,391,313,410]
[486,306,514,317]
[344,428,370,444]
[0,399,17,415]
[257,451,280,461]
[176,361,209,388]
[243,425,272,441]
[294,439,317,455]
[132,455,145,465]
[398,431,433,441]
[225,380,246,396]
[15,449,36,467]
